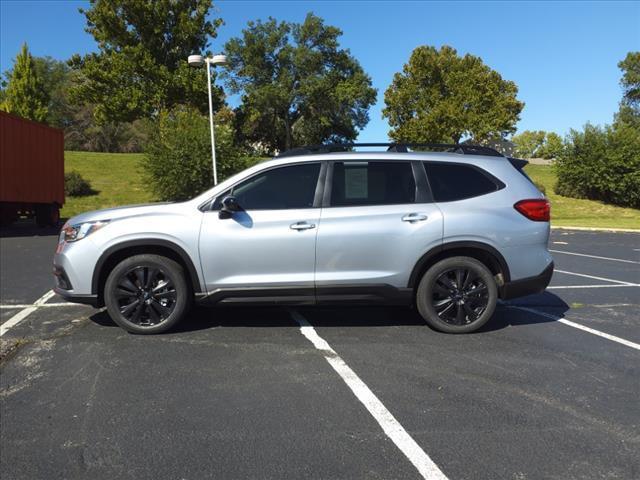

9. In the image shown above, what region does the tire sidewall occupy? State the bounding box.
[416,256,498,334]
[104,254,190,334]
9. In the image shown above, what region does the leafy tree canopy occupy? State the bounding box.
[223,13,377,153]
[512,130,545,158]
[616,51,640,127]
[383,45,524,144]
[69,0,224,123]
[1,43,49,122]
[143,106,254,201]
[512,130,563,159]
[618,51,640,107]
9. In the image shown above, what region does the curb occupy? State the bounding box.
[551,226,640,233]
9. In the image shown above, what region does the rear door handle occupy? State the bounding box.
[290,221,316,231]
[402,213,428,223]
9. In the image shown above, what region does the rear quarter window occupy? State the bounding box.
[424,163,503,202]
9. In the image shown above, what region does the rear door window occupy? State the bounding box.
[424,163,502,202]
[330,161,416,206]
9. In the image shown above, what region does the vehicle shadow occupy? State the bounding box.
[88,291,571,334]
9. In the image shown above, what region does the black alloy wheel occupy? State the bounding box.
[115,265,177,326]
[104,254,190,334]
[416,256,498,333]
[431,267,490,325]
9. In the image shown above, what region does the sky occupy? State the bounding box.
[1,0,639,142]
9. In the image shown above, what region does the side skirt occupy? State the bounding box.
[196,285,413,307]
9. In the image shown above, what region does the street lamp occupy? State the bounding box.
[188,53,228,185]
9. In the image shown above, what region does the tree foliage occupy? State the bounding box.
[555,52,640,209]
[69,0,224,123]
[512,130,545,158]
[383,45,524,144]
[555,123,639,208]
[223,13,377,153]
[537,132,563,159]
[618,51,640,109]
[143,107,254,201]
[512,130,563,159]
[616,51,640,127]
[1,43,49,122]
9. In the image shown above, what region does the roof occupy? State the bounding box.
[276,142,505,159]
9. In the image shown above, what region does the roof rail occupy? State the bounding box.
[275,142,504,158]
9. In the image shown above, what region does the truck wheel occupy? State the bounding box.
[48,204,60,226]
[104,254,191,334]
[35,204,59,227]
[0,205,17,227]
[416,256,498,334]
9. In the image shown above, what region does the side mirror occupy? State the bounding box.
[219,195,240,219]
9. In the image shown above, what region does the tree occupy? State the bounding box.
[512,130,563,159]
[383,45,524,144]
[1,43,49,122]
[555,123,639,208]
[619,52,640,108]
[555,54,640,208]
[616,52,640,127]
[537,132,564,159]
[69,0,224,123]
[512,130,546,158]
[143,107,253,201]
[223,13,377,153]
[32,57,72,128]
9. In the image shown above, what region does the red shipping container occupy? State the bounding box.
[0,111,64,226]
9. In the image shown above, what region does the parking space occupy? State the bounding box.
[1,226,639,479]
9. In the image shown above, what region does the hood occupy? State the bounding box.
[65,202,179,225]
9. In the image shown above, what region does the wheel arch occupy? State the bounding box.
[408,241,511,289]
[92,239,202,306]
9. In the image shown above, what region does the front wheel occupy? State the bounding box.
[104,254,191,334]
[416,256,498,333]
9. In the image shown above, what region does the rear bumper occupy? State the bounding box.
[500,262,554,300]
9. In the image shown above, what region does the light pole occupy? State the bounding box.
[188,53,228,185]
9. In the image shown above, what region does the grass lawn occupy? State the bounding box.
[61,151,639,230]
[61,151,154,219]
[525,164,640,230]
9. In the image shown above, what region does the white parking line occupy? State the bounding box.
[510,306,640,351]
[290,309,448,480]
[547,284,640,289]
[0,302,76,309]
[0,290,55,337]
[550,249,640,265]
[555,269,639,286]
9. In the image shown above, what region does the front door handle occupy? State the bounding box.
[402,213,428,223]
[290,221,316,231]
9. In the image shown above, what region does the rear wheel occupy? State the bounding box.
[104,254,190,334]
[416,256,497,333]
[35,203,60,227]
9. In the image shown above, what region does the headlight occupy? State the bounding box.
[60,221,110,243]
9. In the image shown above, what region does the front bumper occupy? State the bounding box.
[53,238,102,306]
[53,286,99,307]
[500,262,554,300]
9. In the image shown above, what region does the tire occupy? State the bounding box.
[35,205,48,227]
[35,203,60,227]
[416,256,498,334]
[48,204,60,226]
[104,254,191,334]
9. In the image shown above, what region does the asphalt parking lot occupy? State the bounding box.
[1,224,638,480]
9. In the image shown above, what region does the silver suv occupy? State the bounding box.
[53,143,554,334]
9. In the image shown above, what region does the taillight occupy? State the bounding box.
[514,199,550,222]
